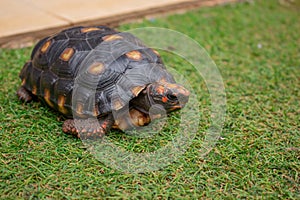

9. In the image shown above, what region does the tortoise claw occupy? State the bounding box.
[17,86,35,102]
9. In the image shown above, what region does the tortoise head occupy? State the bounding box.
[146,82,190,112]
[121,81,190,129]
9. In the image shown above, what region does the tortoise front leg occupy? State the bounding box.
[62,114,114,139]
[17,86,36,102]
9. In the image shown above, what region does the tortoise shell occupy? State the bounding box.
[19,26,175,119]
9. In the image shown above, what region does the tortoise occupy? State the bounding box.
[17,26,190,139]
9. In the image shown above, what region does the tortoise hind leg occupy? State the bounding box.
[17,86,36,102]
[62,114,114,139]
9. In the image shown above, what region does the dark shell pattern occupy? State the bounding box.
[19,26,175,118]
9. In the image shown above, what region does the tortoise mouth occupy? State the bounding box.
[170,104,184,111]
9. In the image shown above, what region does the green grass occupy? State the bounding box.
[1,0,299,198]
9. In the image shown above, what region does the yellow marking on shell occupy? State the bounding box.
[32,85,37,95]
[76,103,84,115]
[81,27,102,33]
[88,62,105,75]
[40,40,51,53]
[44,88,54,108]
[102,34,123,41]
[113,100,124,110]
[131,86,145,97]
[57,95,68,115]
[60,48,75,62]
[93,106,99,117]
[152,49,160,56]
[126,50,142,61]
[21,78,26,86]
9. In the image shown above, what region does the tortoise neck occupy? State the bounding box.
[130,85,154,114]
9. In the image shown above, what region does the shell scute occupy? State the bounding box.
[40,40,52,53]
[60,47,75,62]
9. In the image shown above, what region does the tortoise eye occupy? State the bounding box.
[167,94,177,101]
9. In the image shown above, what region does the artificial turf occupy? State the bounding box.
[0,0,299,198]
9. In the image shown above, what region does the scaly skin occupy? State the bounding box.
[17,86,34,102]
[62,115,113,139]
